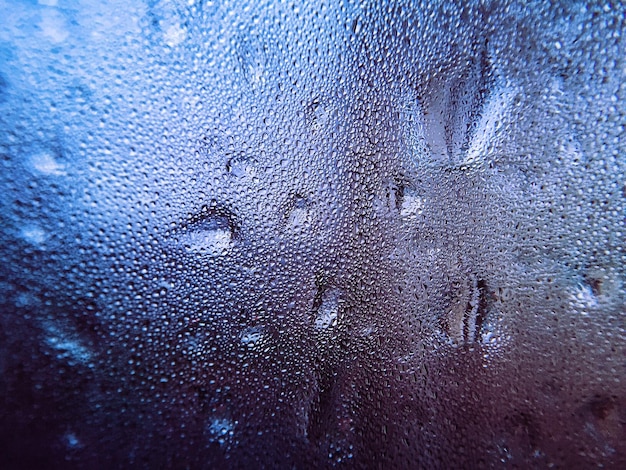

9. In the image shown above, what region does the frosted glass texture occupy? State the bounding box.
[0,0,624,468]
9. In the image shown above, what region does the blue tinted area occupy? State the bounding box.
[0,1,625,468]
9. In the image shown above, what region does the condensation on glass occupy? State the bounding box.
[0,1,624,468]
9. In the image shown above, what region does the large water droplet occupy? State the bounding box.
[315,288,342,329]
[240,326,264,348]
[400,189,424,220]
[176,209,236,256]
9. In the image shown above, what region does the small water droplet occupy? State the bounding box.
[64,432,80,448]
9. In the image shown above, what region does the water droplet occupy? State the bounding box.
[240,327,264,348]
[177,209,236,256]
[227,154,258,178]
[400,189,424,220]
[286,196,311,230]
[64,432,80,448]
[315,288,342,329]
[571,282,598,311]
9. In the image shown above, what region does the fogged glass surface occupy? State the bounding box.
[0,1,624,468]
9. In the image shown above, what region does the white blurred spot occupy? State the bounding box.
[21,225,47,246]
[164,24,186,47]
[15,292,41,308]
[559,139,584,166]
[44,323,93,363]
[65,432,80,448]
[207,418,234,446]
[40,11,69,43]
[29,152,66,176]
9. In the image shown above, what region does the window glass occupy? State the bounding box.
[1,1,624,467]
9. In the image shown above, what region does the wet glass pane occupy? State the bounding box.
[1,1,624,468]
